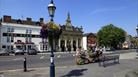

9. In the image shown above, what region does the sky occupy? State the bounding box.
[0,0,138,36]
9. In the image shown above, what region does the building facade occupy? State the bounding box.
[0,14,83,52]
[0,15,42,52]
[59,13,83,52]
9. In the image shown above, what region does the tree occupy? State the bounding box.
[97,24,126,49]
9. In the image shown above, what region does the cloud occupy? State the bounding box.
[90,7,127,15]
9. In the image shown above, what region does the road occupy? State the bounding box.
[0,52,76,71]
[0,49,136,71]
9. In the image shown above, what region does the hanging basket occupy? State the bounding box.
[40,22,62,46]
[47,22,61,38]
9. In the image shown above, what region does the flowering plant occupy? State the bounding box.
[40,25,48,39]
[47,22,60,30]
[40,22,62,46]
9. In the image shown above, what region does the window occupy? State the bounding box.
[40,44,43,50]
[44,44,47,50]
[11,46,13,50]
[40,43,47,51]
[28,45,31,49]
[7,27,14,33]
[36,22,40,26]
[17,40,21,42]
[16,34,21,37]
[2,45,6,48]
[3,33,8,36]
[7,46,10,50]
[26,29,32,42]
[11,36,14,42]
[17,19,22,24]
[26,29,32,34]
[7,28,10,32]
[29,37,32,42]
[7,37,10,42]
[32,35,35,37]
[11,28,14,32]
[25,37,28,42]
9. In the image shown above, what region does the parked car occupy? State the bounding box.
[27,49,37,55]
[0,49,10,56]
[14,49,24,55]
[105,47,115,51]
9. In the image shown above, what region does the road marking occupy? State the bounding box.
[40,56,45,59]
[72,54,75,56]
[13,58,23,61]
[57,55,61,58]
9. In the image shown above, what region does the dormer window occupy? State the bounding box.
[36,22,40,26]
[17,19,22,24]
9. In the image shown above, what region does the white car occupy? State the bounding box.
[14,49,24,55]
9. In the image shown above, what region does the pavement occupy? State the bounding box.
[0,51,138,77]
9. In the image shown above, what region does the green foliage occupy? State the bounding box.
[46,22,62,47]
[76,58,85,65]
[97,24,126,49]
[129,35,138,48]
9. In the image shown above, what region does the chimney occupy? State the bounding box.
[3,15,11,22]
[26,17,32,25]
[39,18,44,22]
[26,17,32,22]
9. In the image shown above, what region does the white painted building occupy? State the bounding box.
[0,15,47,52]
[83,36,87,50]
[0,15,83,52]
[82,33,97,50]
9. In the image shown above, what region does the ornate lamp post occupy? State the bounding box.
[48,0,56,22]
[48,0,56,77]
[40,0,61,77]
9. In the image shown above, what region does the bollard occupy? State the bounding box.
[23,57,27,72]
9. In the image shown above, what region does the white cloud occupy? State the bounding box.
[90,7,127,15]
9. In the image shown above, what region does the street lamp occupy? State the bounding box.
[48,0,56,77]
[48,0,56,22]
[40,0,61,76]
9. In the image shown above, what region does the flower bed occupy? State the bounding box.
[75,49,103,65]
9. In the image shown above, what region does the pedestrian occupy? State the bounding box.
[76,46,82,57]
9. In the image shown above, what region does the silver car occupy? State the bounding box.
[27,49,37,55]
[0,49,9,56]
[14,49,24,55]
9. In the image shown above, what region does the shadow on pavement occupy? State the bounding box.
[24,69,35,72]
[61,68,88,77]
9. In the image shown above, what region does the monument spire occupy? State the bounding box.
[66,12,72,26]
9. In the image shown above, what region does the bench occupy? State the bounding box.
[99,54,120,67]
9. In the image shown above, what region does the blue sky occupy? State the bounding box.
[0,0,138,36]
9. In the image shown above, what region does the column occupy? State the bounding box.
[71,38,73,51]
[58,39,61,52]
[80,38,83,49]
[76,38,78,49]
[65,39,67,52]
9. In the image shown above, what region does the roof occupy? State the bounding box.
[83,33,96,37]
